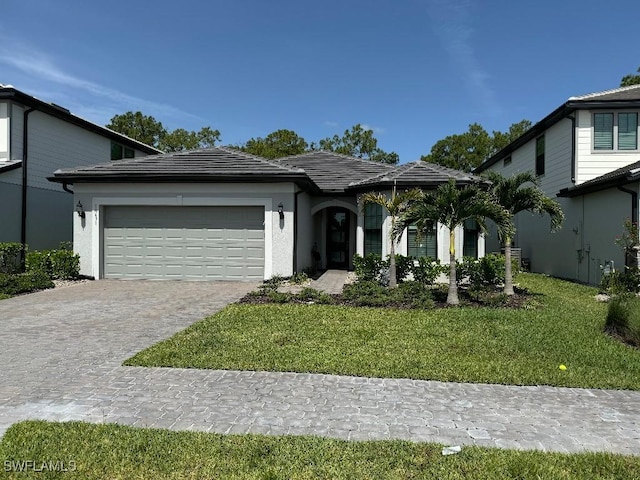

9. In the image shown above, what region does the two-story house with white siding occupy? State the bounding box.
[476,84,640,285]
[0,85,162,251]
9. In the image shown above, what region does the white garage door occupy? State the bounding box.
[103,206,264,280]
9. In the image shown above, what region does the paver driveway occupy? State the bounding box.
[1,280,639,455]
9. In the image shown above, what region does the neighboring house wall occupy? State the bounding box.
[576,109,640,184]
[0,102,9,161]
[72,182,296,280]
[0,104,154,250]
[484,112,638,284]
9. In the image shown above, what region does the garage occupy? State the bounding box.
[103,205,265,280]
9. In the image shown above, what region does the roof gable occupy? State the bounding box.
[348,161,479,190]
[276,151,394,192]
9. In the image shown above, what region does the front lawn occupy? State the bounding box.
[1,421,638,479]
[125,274,640,390]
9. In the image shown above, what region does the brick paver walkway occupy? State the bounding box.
[1,280,639,455]
[311,269,349,294]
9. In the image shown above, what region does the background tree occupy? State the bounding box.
[159,127,221,152]
[240,129,308,159]
[318,124,399,164]
[422,120,532,172]
[106,111,165,148]
[484,171,564,295]
[360,186,423,288]
[394,179,511,305]
[106,112,220,152]
[621,67,640,87]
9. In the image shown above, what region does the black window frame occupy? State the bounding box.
[535,135,545,176]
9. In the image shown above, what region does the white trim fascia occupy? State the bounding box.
[91,196,274,280]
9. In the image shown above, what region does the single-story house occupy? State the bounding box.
[50,148,486,281]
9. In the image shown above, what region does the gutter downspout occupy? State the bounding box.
[569,114,576,184]
[62,182,74,194]
[20,107,36,268]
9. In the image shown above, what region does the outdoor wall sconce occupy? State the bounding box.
[76,201,85,219]
[277,203,284,220]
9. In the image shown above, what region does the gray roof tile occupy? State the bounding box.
[275,151,395,192]
[51,147,309,183]
[348,161,479,189]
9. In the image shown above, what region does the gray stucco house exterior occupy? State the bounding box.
[50,148,486,281]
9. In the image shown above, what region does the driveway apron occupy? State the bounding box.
[0,280,639,455]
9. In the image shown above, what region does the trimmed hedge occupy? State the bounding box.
[0,271,54,296]
[26,248,80,280]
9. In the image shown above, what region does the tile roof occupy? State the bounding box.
[50,147,309,183]
[348,161,480,189]
[50,147,477,192]
[568,84,640,102]
[558,159,640,197]
[275,151,395,192]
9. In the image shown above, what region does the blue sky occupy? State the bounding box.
[1,0,639,162]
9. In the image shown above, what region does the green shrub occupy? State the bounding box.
[295,287,334,304]
[605,294,640,347]
[26,247,80,280]
[0,242,24,274]
[290,272,309,285]
[258,275,286,294]
[0,271,54,296]
[411,257,446,285]
[601,268,640,295]
[266,290,292,303]
[353,254,388,283]
[457,254,517,289]
[394,254,413,284]
[392,281,434,308]
[342,280,390,306]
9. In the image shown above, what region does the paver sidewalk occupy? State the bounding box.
[1,280,639,455]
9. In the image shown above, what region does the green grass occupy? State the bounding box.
[125,274,640,390]
[0,293,10,300]
[1,421,638,479]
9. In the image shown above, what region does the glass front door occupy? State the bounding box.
[326,207,350,269]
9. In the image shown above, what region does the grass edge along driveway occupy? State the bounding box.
[125,274,640,390]
[1,420,638,479]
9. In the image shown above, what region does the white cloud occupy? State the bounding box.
[427,0,501,117]
[324,120,339,128]
[361,124,386,134]
[0,39,201,124]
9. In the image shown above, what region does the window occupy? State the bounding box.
[364,203,383,256]
[407,225,437,259]
[535,135,545,176]
[111,142,135,160]
[593,112,639,151]
[594,113,614,150]
[503,156,512,166]
[619,113,638,150]
[463,219,479,258]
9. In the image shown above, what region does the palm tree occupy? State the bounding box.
[484,171,564,295]
[393,179,511,305]
[360,184,423,287]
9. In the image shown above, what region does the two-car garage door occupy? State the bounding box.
[103,206,264,280]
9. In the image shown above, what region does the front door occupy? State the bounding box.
[326,207,350,269]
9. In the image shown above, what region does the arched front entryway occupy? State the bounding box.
[310,200,358,270]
